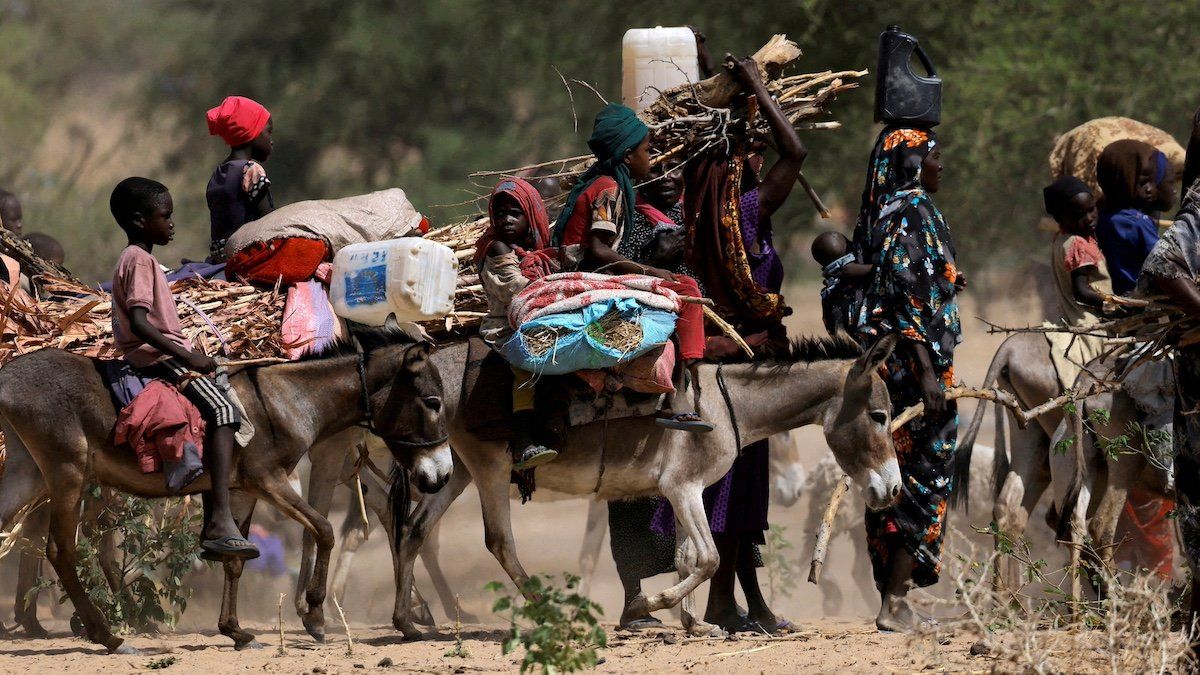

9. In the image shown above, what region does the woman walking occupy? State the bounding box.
[853,126,963,632]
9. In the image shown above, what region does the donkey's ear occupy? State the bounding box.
[403,342,431,374]
[848,334,898,384]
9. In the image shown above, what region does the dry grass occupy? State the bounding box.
[915,530,1194,674]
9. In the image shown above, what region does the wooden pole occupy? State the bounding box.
[808,475,852,584]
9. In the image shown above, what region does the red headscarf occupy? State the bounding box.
[474,178,556,280]
[206,96,271,147]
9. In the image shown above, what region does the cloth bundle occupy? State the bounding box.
[224,188,427,263]
[499,273,681,376]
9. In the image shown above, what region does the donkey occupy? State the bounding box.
[0,329,451,654]
[952,332,1171,594]
[311,429,809,626]
[386,334,902,638]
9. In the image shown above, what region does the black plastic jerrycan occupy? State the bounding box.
[874,25,942,127]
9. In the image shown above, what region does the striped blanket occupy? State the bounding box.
[507,272,682,328]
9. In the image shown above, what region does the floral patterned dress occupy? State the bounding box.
[856,183,963,590]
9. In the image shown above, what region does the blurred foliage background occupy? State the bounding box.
[1,0,1198,296]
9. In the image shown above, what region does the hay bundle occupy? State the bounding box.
[521,309,644,359]
[0,275,288,366]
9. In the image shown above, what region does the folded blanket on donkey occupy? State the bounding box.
[499,273,681,376]
[115,380,205,494]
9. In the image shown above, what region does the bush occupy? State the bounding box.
[487,573,607,674]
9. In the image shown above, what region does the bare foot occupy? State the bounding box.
[875,595,916,633]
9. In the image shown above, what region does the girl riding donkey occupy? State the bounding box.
[553,102,711,432]
[474,177,559,468]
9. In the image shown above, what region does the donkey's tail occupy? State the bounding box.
[388,462,411,554]
[950,343,1008,513]
[1055,407,1088,543]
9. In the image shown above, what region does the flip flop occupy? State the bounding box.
[513,446,558,471]
[201,535,260,560]
[655,414,715,433]
[618,616,665,631]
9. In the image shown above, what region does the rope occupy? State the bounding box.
[716,364,743,454]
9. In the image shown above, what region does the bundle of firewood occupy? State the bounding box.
[0,276,288,366]
[471,34,864,215]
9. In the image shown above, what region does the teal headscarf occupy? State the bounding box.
[551,103,649,245]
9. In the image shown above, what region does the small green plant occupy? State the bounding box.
[444,594,470,659]
[763,524,798,602]
[145,656,178,669]
[487,573,606,674]
[35,488,201,634]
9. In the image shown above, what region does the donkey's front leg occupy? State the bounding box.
[474,453,532,591]
[396,458,471,639]
[217,491,261,650]
[632,484,719,633]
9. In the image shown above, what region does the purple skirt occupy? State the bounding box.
[651,439,770,545]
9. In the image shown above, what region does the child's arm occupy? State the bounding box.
[839,262,874,280]
[128,307,216,373]
[488,240,512,257]
[1070,269,1105,309]
[585,232,675,281]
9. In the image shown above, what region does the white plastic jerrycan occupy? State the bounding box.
[622,26,700,112]
[329,237,457,325]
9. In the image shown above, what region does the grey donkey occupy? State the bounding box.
[387,334,903,639]
[0,331,452,654]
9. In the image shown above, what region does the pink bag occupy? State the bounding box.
[282,280,343,360]
[612,341,675,394]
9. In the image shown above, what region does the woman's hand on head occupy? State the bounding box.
[728,56,762,89]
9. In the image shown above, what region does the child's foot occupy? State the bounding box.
[656,412,715,433]
[513,444,558,470]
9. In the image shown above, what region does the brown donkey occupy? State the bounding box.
[0,329,450,654]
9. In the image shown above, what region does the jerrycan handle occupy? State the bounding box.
[912,43,937,77]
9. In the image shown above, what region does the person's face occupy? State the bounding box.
[492,193,530,247]
[1059,192,1098,235]
[1135,161,1156,207]
[1152,167,1179,211]
[1,197,24,236]
[138,193,175,246]
[641,164,682,211]
[250,117,274,162]
[920,147,942,193]
[625,136,653,181]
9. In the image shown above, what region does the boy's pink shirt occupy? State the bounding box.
[111,245,192,368]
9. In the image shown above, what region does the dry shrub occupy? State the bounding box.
[920,529,1194,674]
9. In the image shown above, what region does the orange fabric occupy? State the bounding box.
[226,236,330,286]
[1115,487,1174,579]
[114,380,206,474]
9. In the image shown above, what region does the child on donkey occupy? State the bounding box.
[206,95,275,262]
[553,103,710,432]
[109,177,258,560]
[811,231,873,336]
[475,177,560,469]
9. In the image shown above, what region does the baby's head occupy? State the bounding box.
[811,231,851,267]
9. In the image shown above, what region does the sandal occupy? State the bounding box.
[513,444,558,471]
[656,413,715,433]
[201,535,260,560]
[618,616,665,631]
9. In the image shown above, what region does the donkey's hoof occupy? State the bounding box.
[414,605,436,627]
[304,624,326,643]
[21,622,49,639]
[111,643,142,656]
[235,639,265,651]
[396,621,424,641]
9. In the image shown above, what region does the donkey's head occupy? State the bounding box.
[370,342,452,493]
[824,334,902,511]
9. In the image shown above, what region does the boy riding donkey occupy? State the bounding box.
[110,177,256,560]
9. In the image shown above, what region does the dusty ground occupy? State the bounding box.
[0,279,1079,672]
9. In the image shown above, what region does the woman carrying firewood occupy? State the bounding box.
[552,102,711,432]
[852,125,963,633]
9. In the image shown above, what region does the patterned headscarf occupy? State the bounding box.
[551,103,649,245]
[853,126,939,256]
[474,177,555,279]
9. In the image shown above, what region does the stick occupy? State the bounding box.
[797,172,831,218]
[888,384,1109,433]
[679,295,716,307]
[276,592,286,656]
[808,475,852,583]
[333,596,353,656]
[353,474,370,542]
[702,305,754,357]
